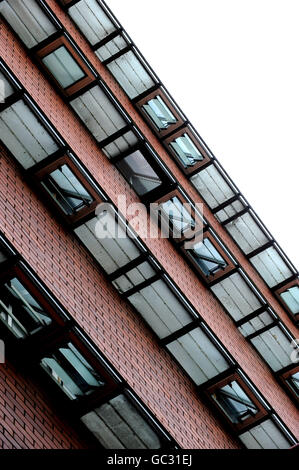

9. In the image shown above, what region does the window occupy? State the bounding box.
[166,327,230,385]
[0,0,57,49]
[211,272,263,322]
[0,71,15,102]
[41,342,105,400]
[275,280,299,322]
[143,96,176,130]
[225,211,270,255]
[127,278,194,339]
[214,197,247,224]
[68,0,117,46]
[34,155,100,224]
[74,209,141,275]
[137,89,184,137]
[42,46,86,89]
[282,367,299,399]
[116,149,162,197]
[0,99,59,169]
[165,128,211,174]
[70,84,129,145]
[81,393,162,449]
[190,163,236,210]
[185,233,234,282]
[0,276,52,338]
[159,196,195,236]
[206,374,267,431]
[239,419,292,449]
[37,37,95,96]
[250,246,293,288]
[112,261,156,294]
[113,144,173,201]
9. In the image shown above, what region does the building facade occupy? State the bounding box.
[0,0,298,449]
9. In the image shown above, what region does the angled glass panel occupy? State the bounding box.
[250,247,293,288]
[250,326,293,371]
[42,46,86,89]
[112,261,156,293]
[0,0,57,48]
[166,327,230,385]
[74,213,141,275]
[106,50,155,99]
[128,279,193,339]
[71,85,127,143]
[280,286,299,315]
[226,212,269,255]
[116,150,162,196]
[169,133,204,168]
[211,272,262,321]
[0,277,51,338]
[41,342,105,400]
[239,419,291,449]
[0,100,59,169]
[159,197,195,235]
[188,238,227,276]
[142,96,177,130]
[41,164,93,215]
[69,0,116,46]
[212,380,258,424]
[0,248,8,265]
[81,393,161,449]
[191,165,235,209]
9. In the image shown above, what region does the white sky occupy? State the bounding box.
[108,0,299,271]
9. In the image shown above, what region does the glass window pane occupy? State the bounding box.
[128,279,193,339]
[239,419,291,449]
[41,164,93,215]
[159,197,195,235]
[166,328,230,385]
[212,380,258,424]
[0,0,57,48]
[116,150,162,196]
[250,326,293,371]
[188,238,227,276]
[42,46,85,89]
[170,133,203,168]
[250,247,293,288]
[143,96,177,130]
[0,100,59,169]
[41,342,105,400]
[286,371,299,397]
[81,394,161,449]
[112,261,156,293]
[0,277,51,338]
[280,286,299,314]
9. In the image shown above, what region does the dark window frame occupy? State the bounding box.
[275,279,299,324]
[279,365,299,401]
[136,89,184,138]
[36,35,96,96]
[31,153,102,225]
[164,127,211,175]
[205,372,268,432]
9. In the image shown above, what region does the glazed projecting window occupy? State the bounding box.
[37,37,95,96]
[206,374,267,431]
[41,342,105,400]
[41,164,93,215]
[81,393,162,449]
[137,90,184,137]
[114,145,173,201]
[283,368,299,398]
[0,276,52,338]
[33,154,101,225]
[275,280,299,322]
[187,236,229,280]
[143,96,176,130]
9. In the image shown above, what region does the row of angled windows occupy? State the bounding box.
[0,53,298,447]
[0,0,297,329]
[0,237,296,449]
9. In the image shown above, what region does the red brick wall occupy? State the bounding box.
[0,360,92,449]
[0,2,298,449]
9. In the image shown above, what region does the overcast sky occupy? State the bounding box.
[108,0,299,270]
